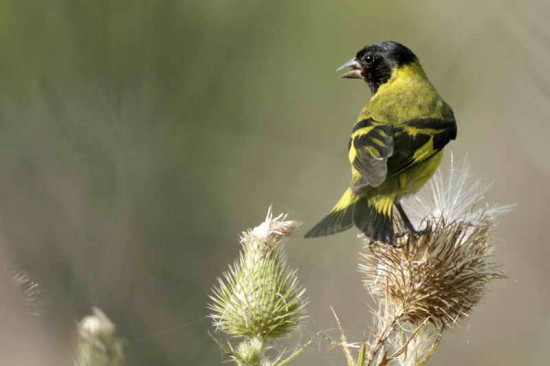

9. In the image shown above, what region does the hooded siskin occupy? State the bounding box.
[305,41,457,244]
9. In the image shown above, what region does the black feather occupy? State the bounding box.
[355,41,418,94]
[352,118,374,133]
[304,204,355,238]
[351,124,394,191]
[433,122,457,149]
[352,198,395,244]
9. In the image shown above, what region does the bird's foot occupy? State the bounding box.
[396,228,426,239]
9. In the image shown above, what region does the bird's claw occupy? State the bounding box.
[396,229,426,239]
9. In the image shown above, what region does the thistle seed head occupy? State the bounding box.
[361,158,506,330]
[361,215,502,327]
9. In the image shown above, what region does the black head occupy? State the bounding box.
[338,41,418,94]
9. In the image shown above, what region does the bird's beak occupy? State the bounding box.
[336,58,363,79]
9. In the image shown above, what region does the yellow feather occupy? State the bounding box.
[371,138,385,147]
[351,126,375,138]
[333,188,360,211]
[369,196,395,217]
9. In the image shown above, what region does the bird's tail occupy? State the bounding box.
[304,188,358,238]
[353,195,395,244]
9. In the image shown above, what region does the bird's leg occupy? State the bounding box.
[395,202,423,237]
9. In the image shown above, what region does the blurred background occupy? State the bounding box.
[0,0,548,365]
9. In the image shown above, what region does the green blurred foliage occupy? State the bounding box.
[0,0,548,365]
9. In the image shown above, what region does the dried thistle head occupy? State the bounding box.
[361,214,502,327]
[209,208,306,340]
[334,159,508,366]
[75,308,124,366]
[240,207,301,261]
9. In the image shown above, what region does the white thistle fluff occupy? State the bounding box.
[405,154,514,226]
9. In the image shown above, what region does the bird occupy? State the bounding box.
[304,41,457,244]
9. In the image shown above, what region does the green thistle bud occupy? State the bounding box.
[209,209,306,341]
[234,337,265,365]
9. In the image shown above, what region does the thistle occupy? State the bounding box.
[75,308,124,366]
[335,159,509,366]
[209,208,309,366]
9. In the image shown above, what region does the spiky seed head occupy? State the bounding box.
[361,214,503,327]
[362,158,507,329]
[209,208,306,340]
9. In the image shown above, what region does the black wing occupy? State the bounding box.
[387,118,457,177]
[349,118,394,194]
[350,117,457,194]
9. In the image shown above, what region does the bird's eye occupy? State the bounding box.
[364,54,375,65]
